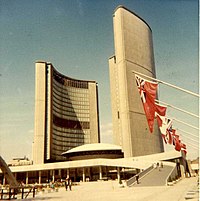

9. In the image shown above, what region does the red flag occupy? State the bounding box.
[172,134,182,151]
[180,142,187,155]
[156,115,173,144]
[135,75,158,133]
[175,140,181,151]
[157,116,172,135]
[156,115,163,128]
[155,103,167,116]
[166,130,173,144]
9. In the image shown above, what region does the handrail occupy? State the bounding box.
[166,164,178,185]
[126,165,154,187]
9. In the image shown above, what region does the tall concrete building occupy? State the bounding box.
[33,61,100,164]
[109,6,164,158]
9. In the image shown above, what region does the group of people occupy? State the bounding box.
[64,177,72,191]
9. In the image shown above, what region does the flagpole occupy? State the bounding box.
[179,134,199,143]
[132,70,200,97]
[155,99,199,118]
[171,117,199,130]
[182,141,199,149]
[177,128,199,139]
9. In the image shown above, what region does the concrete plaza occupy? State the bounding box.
[20,176,199,201]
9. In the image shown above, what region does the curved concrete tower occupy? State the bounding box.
[33,61,100,164]
[109,6,164,158]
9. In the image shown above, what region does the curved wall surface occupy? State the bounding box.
[33,62,100,164]
[109,6,164,157]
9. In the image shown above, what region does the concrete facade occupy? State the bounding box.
[109,6,164,158]
[32,62,100,164]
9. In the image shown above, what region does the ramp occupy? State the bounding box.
[134,164,174,187]
[0,156,19,187]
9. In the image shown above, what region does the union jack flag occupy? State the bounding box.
[135,75,158,133]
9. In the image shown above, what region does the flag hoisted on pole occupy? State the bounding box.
[135,74,165,133]
[132,70,200,97]
[134,72,196,156]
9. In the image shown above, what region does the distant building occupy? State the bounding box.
[109,6,164,158]
[32,61,100,164]
[8,156,33,166]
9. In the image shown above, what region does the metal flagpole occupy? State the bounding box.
[177,128,199,139]
[171,117,199,130]
[132,70,200,97]
[179,134,199,143]
[155,99,199,118]
[182,141,199,149]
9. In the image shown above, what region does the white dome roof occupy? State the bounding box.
[62,143,122,155]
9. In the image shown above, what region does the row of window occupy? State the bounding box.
[53,81,89,97]
[52,102,90,116]
[52,124,91,134]
[53,114,90,129]
[53,104,90,117]
[52,130,84,140]
[52,141,84,152]
[52,87,90,105]
[52,110,90,122]
[52,97,90,112]
[53,78,90,94]
[52,133,91,142]
[52,135,85,144]
[53,71,89,89]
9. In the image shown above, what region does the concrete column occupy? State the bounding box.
[99,166,102,180]
[82,168,85,182]
[67,169,70,178]
[117,167,120,182]
[3,175,6,185]
[52,170,55,182]
[26,172,29,185]
[39,171,42,184]
[58,169,61,179]
[88,167,91,181]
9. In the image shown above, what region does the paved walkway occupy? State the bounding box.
[20,176,199,201]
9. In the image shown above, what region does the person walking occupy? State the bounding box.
[68,178,72,191]
[65,177,72,191]
[64,177,69,191]
[136,174,139,184]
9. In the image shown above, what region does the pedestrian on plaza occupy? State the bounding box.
[136,174,139,184]
[68,178,72,191]
[65,177,72,191]
[64,177,68,191]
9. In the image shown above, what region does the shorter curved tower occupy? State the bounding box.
[33,61,100,164]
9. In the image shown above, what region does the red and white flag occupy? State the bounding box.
[155,103,167,117]
[157,116,172,135]
[171,130,187,154]
[135,75,158,133]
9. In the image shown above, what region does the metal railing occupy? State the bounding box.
[0,186,36,200]
[126,165,154,187]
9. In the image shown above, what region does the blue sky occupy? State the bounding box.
[0,0,198,162]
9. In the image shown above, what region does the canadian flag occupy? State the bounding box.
[135,75,158,133]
